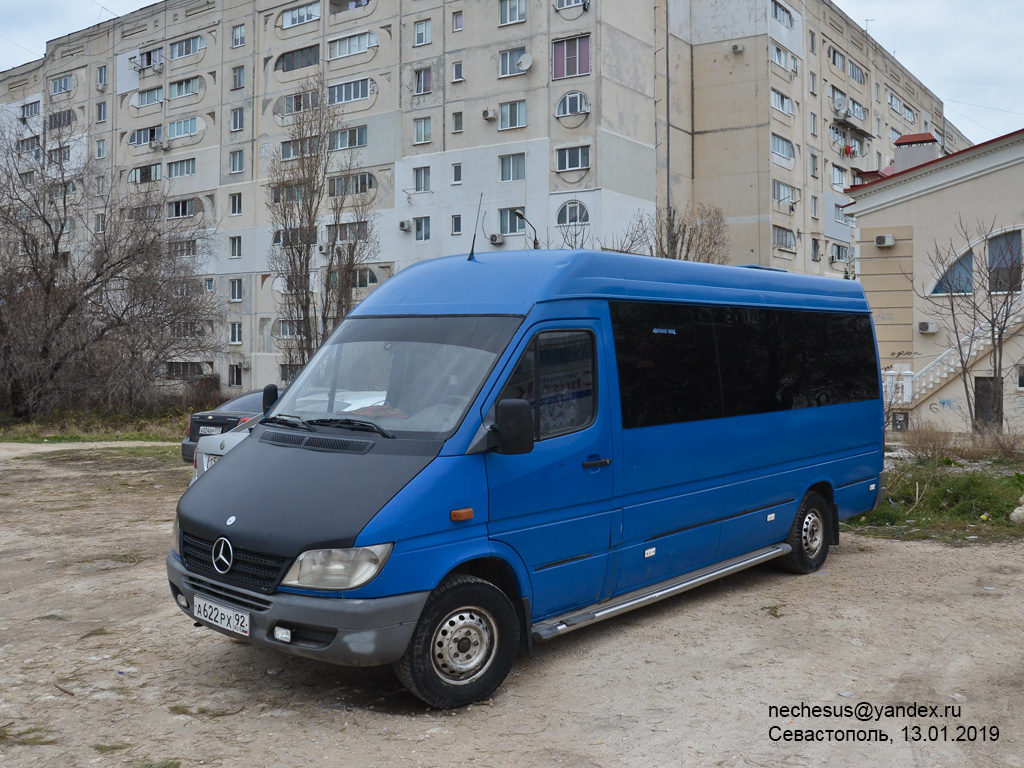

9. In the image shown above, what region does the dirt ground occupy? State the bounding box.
[0,442,1022,768]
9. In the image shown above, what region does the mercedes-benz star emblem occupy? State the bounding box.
[212,537,234,574]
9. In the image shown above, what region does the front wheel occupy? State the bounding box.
[394,575,520,709]
[780,491,830,574]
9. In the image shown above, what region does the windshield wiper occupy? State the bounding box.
[306,417,395,439]
[260,414,314,431]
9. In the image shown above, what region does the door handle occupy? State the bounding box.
[582,457,611,469]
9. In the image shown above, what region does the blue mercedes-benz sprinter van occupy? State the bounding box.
[167,250,884,708]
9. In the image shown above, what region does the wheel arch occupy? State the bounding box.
[806,481,839,545]
[447,555,534,657]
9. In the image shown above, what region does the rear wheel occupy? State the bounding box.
[394,575,519,709]
[780,491,830,574]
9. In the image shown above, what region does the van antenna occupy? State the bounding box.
[467,193,483,261]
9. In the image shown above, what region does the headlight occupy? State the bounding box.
[171,515,180,555]
[281,543,393,591]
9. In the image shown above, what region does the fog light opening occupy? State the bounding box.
[175,593,189,610]
[274,626,293,643]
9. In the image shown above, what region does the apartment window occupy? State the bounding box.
[834,204,854,226]
[276,45,319,72]
[500,48,526,77]
[771,45,789,69]
[51,74,73,94]
[556,145,590,172]
[414,166,431,192]
[415,68,432,94]
[811,196,819,219]
[809,72,816,95]
[452,111,463,132]
[129,164,161,183]
[500,0,526,25]
[556,91,591,117]
[556,0,584,7]
[829,124,846,144]
[230,150,244,174]
[232,66,245,90]
[169,77,200,99]
[167,117,197,139]
[283,1,320,28]
[876,116,883,134]
[500,153,526,181]
[48,110,75,130]
[97,65,107,86]
[281,137,318,159]
[205,278,215,292]
[138,47,163,68]
[452,214,463,235]
[20,101,40,120]
[230,236,242,258]
[230,108,244,132]
[452,163,462,184]
[329,173,377,198]
[557,200,589,226]
[810,112,817,135]
[95,175,106,195]
[770,89,794,115]
[876,83,881,102]
[500,207,526,236]
[811,239,821,261]
[95,138,106,159]
[827,47,845,70]
[848,98,866,120]
[903,105,916,124]
[772,179,797,204]
[452,61,464,82]
[168,199,195,219]
[95,213,105,233]
[329,31,378,59]
[48,147,71,164]
[167,158,196,178]
[888,93,902,112]
[809,31,816,54]
[889,127,902,143]
[810,153,819,177]
[499,100,526,130]
[229,278,242,302]
[329,125,367,150]
[830,244,850,262]
[167,361,205,380]
[229,193,242,215]
[414,19,431,46]
[849,60,866,84]
[832,165,847,190]
[452,10,463,31]
[770,133,794,160]
[228,365,243,387]
[229,322,242,345]
[129,126,161,145]
[877,151,883,170]
[232,24,246,47]
[553,35,590,79]
[771,1,793,28]
[414,216,430,242]
[414,117,431,144]
[773,225,796,250]
[139,87,162,107]
[327,221,368,242]
[169,35,205,60]
[285,91,319,115]
[328,78,370,104]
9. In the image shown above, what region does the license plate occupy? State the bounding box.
[198,425,221,435]
[193,595,249,637]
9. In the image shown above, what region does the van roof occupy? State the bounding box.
[353,249,870,316]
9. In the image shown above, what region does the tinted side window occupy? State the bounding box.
[498,330,596,440]
[610,302,721,428]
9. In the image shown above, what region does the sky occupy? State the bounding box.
[0,0,1021,145]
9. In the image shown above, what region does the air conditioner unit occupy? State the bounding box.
[874,234,895,248]
[152,62,163,74]
[398,219,411,232]
[731,43,744,54]
[482,107,497,121]
[918,321,938,334]
[160,140,170,151]
[317,244,326,253]
[96,82,107,92]
[149,139,160,150]
[489,233,504,245]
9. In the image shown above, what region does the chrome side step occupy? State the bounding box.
[531,543,792,642]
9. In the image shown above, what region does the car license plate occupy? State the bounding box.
[198,425,221,435]
[193,595,249,637]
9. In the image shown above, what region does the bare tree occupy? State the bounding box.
[265,74,379,366]
[599,203,731,263]
[0,108,220,417]
[917,216,1024,431]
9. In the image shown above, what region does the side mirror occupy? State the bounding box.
[493,399,534,455]
[262,383,279,414]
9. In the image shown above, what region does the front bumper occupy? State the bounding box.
[167,553,428,667]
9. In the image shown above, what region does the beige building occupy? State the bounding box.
[848,130,1024,432]
[0,0,969,394]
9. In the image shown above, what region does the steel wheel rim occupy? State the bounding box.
[801,511,824,559]
[431,606,498,685]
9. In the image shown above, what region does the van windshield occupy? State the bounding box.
[270,315,522,439]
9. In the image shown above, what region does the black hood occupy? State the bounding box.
[177,428,443,556]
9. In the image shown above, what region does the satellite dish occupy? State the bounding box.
[833,93,847,112]
[517,53,533,72]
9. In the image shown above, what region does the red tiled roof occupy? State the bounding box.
[894,133,938,146]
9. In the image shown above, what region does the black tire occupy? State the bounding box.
[780,491,830,574]
[394,575,519,709]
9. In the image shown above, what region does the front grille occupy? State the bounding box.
[181,532,289,594]
[183,574,273,612]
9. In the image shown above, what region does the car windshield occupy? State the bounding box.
[270,315,522,438]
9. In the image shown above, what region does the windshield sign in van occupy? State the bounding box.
[168,249,885,708]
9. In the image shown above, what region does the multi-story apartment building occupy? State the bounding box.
[0,0,969,394]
